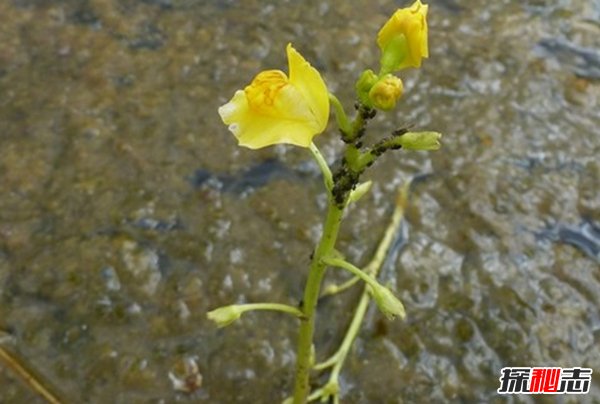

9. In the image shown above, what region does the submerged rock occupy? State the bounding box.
[121,241,162,296]
[539,221,600,262]
[191,159,300,194]
[535,38,600,80]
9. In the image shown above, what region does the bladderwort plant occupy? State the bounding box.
[212,1,440,402]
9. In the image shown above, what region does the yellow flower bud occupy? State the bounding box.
[368,75,404,111]
[378,0,429,71]
[218,44,330,149]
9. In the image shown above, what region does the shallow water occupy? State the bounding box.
[1,0,599,402]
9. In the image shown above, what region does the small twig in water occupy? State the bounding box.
[0,345,63,404]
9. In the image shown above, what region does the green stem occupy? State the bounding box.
[310,184,409,402]
[371,187,406,271]
[322,186,405,296]
[329,291,369,377]
[238,303,304,318]
[309,142,333,192]
[322,257,381,291]
[350,112,366,139]
[328,93,352,136]
[312,351,340,371]
[292,202,344,404]
[321,276,360,297]
[344,144,363,172]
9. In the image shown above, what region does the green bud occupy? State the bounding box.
[368,75,404,111]
[207,305,243,328]
[355,69,379,107]
[397,131,442,151]
[369,284,406,320]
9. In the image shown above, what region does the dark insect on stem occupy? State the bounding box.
[393,123,414,137]
[339,129,354,143]
[392,128,407,137]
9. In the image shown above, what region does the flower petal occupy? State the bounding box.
[218,90,319,149]
[286,44,330,133]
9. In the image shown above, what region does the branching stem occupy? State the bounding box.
[309,184,409,403]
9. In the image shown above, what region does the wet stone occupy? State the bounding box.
[101,266,121,291]
[121,241,162,296]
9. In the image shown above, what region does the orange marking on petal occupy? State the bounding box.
[245,70,290,112]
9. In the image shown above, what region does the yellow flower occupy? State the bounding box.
[368,74,404,110]
[377,0,429,70]
[218,44,329,149]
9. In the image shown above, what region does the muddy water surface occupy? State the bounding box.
[1,0,599,402]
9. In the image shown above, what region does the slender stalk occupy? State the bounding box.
[350,113,366,139]
[238,303,304,318]
[309,142,333,192]
[328,93,352,136]
[321,276,360,297]
[321,257,381,291]
[328,292,369,377]
[364,185,408,276]
[310,185,408,402]
[292,201,344,404]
